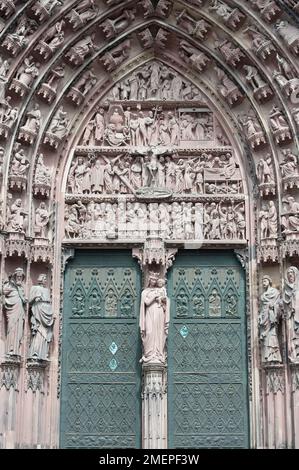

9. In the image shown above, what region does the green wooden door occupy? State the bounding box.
[168,250,249,448]
[60,250,141,448]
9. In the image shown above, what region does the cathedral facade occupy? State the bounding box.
[0,0,299,449]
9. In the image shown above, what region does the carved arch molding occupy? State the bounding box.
[0,0,299,449]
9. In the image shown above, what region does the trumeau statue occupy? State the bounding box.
[258,275,282,363]
[2,268,27,357]
[139,273,170,364]
[29,274,54,361]
[282,267,299,363]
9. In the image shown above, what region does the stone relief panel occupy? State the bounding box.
[62,62,247,245]
[80,105,213,148]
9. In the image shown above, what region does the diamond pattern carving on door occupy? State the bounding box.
[60,251,141,448]
[168,251,249,449]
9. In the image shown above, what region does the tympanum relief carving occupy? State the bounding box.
[64,62,246,245]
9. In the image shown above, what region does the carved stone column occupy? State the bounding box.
[133,238,176,449]
[291,363,299,448]
[141,363,167,449]
[263,365,287,448]
[0,357,21,448]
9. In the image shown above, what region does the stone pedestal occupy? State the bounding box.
[0,357,21,449]
[141,363,167,449]
[263,364,287,448]
[291,363,299,448]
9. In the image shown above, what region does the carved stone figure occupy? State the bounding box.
[9,148,30,190]
[215,38,245,66]
[100,39,131,72]
[282,267,299,362]
[0,0,16,17]
[140,274,170,364]
[243,64,272,101]
[179,40,209,72]
[269,105,292,144]
[258,276,282,363]
[68,69,97,105]
[38,65,65,103]
[2,15,37,55]
[35,154,52,186]
[29,274,54,360]
[239,113,266,148]
[249,0,281,21]
[19,104,41,144]
[0,107,18,139]
[101,10,135,38]
[280,149,299,189]
[243,27,276,59]
[281,196,299,233]
[276,20,299,54]
[209,0,245,29]
[215,67,243,105]
[46,106,69,145]
[33,0,64,16]
[2,268,26,357]
[35,20,65,59]
[10,57,40,96]
[0,56,9,101]
[66,34,97,65]
[34,202,50,238]
[7,198,28,232]
[176,10,210,39]
[257,155,274,185]
[259,201,277,239]
[67,0,98,30]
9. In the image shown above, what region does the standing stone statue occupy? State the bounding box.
[29,274,54,360]
[258,275,282,363]
[139,274,170,364]
[2,268,27,357]
[282,266,299,363]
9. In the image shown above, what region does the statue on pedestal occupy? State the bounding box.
[29,274,54,360]
[258,275,282,363]
[2,268,27,357]
[282,266,299,363]
[139,274,170,364]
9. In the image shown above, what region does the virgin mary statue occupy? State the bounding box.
[139,275,170,364]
